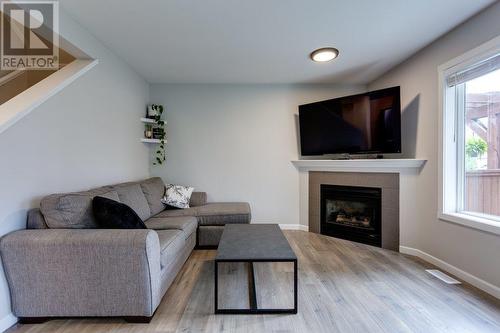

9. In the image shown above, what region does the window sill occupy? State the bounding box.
[439,212,500,236]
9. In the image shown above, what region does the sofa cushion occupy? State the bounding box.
[140,177,165,216]
[189,192,207,207]
[27,209,49,229]
[114,184,151,221]
[40,189,119,229]
[156,230,186,269]
[196,203,251,226]
[93,196,147,229]
[155,207,198,218]
[145,216,197,240]
[198,225,225,247]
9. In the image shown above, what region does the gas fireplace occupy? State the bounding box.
[320,184,382,247]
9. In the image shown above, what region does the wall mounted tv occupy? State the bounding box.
[298,86,401,156]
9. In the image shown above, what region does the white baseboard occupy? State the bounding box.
[0,313,17,333]
[279,224,309,232]
[400,246,500,299]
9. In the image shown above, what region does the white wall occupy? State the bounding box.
[368,3,500,289]
[149,84,365,225]
[0,9,150,328]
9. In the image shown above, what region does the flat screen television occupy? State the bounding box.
[298,86,401,156]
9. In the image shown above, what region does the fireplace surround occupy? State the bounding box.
[309,171,399,251]
[292,159,426,252]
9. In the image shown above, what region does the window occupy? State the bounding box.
[439,37,500,234]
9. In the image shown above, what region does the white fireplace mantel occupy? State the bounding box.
[293,158,427,251]
[292,158,426,173]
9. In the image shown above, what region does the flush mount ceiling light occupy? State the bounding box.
[310,47,339,62]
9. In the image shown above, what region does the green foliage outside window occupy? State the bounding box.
[465,137,487,171]
[466,137,487,157]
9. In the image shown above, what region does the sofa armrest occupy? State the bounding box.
[190,192,207,207]
[0,229,161,318]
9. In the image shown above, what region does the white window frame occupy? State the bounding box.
[438,35,500,236]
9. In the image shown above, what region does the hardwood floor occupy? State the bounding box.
[6,231,500,333]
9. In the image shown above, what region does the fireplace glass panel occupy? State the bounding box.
[325,199,375,230]
[320,184,382,247]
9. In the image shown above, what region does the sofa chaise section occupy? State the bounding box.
[157,202,251,247]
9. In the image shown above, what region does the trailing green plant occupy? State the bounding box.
[150,104,166,165]
[465,137,487,158]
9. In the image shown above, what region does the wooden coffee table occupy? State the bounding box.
[214,224,298,314]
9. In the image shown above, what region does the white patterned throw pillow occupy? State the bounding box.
[161,184,194,209]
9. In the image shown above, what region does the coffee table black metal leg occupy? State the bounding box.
[293,259,298,314]
[214,260,218,313]
[248,262,257,310]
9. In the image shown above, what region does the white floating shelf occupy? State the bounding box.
[141,118,167,125]
[140,138,164,144]
[140,117,156,124]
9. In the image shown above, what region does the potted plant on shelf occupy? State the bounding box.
[149,104,166,165]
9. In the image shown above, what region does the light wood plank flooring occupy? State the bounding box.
[7,231,500,333]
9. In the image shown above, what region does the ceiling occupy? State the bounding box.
[60,0,494,84]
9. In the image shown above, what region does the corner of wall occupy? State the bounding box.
[0,312,17,333]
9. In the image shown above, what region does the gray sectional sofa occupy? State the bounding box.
[0,177,250,322]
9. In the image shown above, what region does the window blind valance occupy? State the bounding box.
[446,53,500,87]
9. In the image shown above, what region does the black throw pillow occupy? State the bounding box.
[92,196,147,229]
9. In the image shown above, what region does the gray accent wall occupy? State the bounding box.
[368,2,500,290]
[149,84,366,225]
[0,7,150,325]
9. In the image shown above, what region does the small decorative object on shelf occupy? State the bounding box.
[147,104,166,165]
[144,124,153,139]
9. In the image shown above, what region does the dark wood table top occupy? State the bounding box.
[215,224,297,261]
